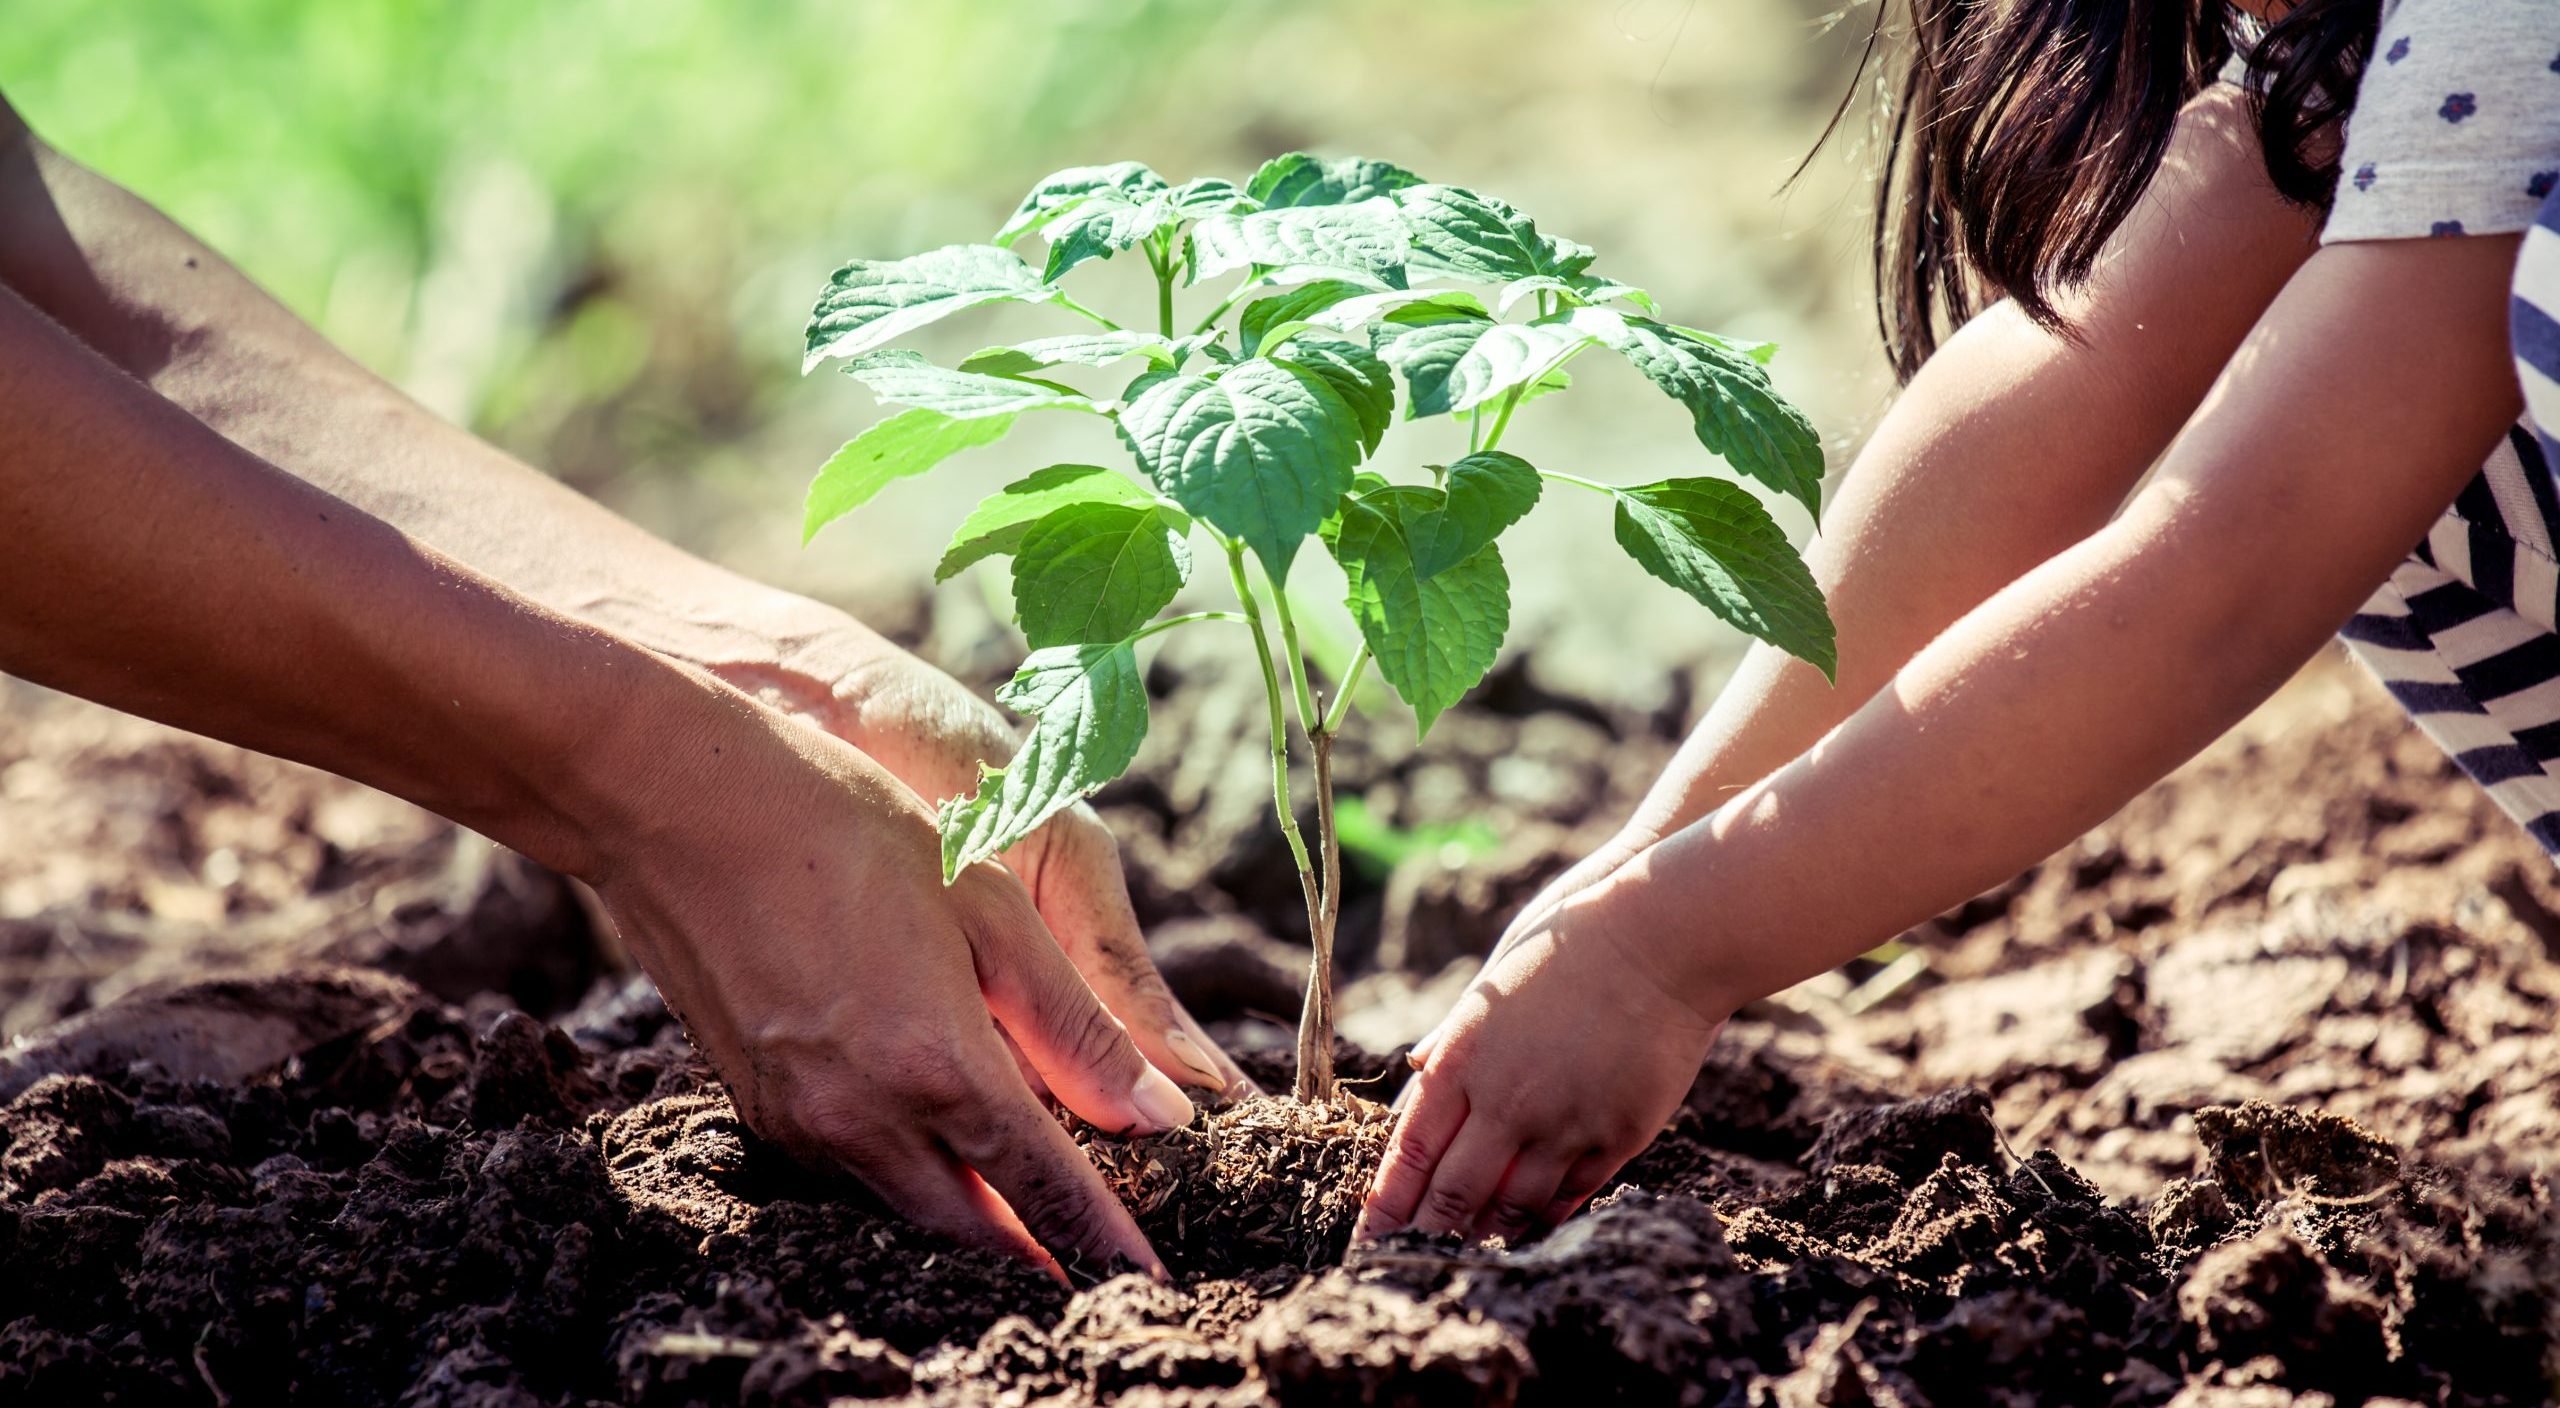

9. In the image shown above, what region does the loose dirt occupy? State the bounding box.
[2,651,2556,1406]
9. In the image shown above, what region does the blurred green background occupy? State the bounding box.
[1,0,1894,689]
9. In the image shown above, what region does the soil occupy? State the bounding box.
[3,649,2558,1406]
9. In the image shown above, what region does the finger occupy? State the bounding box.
[1406,1116,1518,1236]
[1542,1150,1620,1226]
[1356,1075,1468,1241]
[1475,1145,1575,1242]
[1017,813,1253,1094]
[850,1131,1054,1272]
[960,873,1195,1136]
[941,1085,1165,1281]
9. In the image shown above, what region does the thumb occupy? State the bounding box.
[957,871,1196,1137]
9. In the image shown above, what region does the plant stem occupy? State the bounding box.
[1150,245,1177,337]
[1130,609,1247,643]
[1479,385,1525,452]
[1296,730,1343,1103]
[1223,545,1315,884]
[1319,644,1372,735]
[1538,467,1620,495]
[1221,541,1338,1102]
[1264,571,1321,735]
[1056,293,1123,332]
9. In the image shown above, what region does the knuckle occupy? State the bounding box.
[1052,988,1138,1076]
[1418,1184,1481,1228]
[1005,1167,1110,1255]
[1394,1123,1444,1166]
[877,1036,980,1119]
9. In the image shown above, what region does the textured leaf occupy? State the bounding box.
[1186,201,1409,288]
[959,332,1180,378]
[1039,189,1181,281]
[1270,337,1394,456]
[840,350,1100,419]
[1169,176,1256,219]
[1326,486,1511,736]
[1239,280,1370,355]
[1577,308,1824,516]
[1116,357,1365,581]
[995,162,1167,245]
[1245,153,1426,209]
[936,643,1150,879]
[1421,451,1542,575]
[1396,185,1595,283]
[803,245,1055,371]
[1612,477,1835,677]
[1371,309,1596,419]
[802,409,1015,544]
[936,464,1162,581]
[1496,272,1657,318]
[1009,502,1191,647]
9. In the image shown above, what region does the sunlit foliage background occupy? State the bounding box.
[1,0,1890,684]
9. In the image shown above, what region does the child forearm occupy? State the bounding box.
[1617,88,2321,852]
[1618,237,2525,1022]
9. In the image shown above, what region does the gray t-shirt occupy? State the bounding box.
[2322,0,2560,244]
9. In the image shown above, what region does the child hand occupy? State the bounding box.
[1355,876,1728,1243]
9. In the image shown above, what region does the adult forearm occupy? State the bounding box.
[0,123,853,676]
[0,284,709,880]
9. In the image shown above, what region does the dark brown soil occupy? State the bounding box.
[4,650,2558,1405]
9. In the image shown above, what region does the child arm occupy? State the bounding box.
[1366,230,2527,1243]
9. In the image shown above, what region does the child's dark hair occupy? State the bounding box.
[1821,0,2378,380]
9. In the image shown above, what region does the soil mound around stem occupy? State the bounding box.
[1075,1094,1394,1281]
[5,654,2560,1402]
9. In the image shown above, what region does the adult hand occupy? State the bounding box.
[588,681,1197,1277]
[683,601,1255,1099]
[1356,874,1725,1244]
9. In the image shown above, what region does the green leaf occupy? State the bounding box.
[959,331,1180,378]
[1371,309,1597,419]
[1495,272,1657,317]
[995,162,1167,246]
[936,642,1150,879]
[1421,451,1542,575]
[1169,176,1256,219]
[1116,357,1365,582]
[1396,185,1595,283]
[1238,279,1370,355]
[1039,189,1181,281]
[804,245,1055,371]
[1245,153,1426,209]
[1269,337,1394,456]
[1611,477,1836,677]
[1576,308,1824,516]
[840,350,1100,419]
[1326,486,1512,736]
[802,409,1016,544]
[936,464,1161,581]
[1010,502,1192,647]
[1186,201,1410,289]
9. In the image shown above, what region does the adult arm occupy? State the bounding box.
[0,283,1202,1276]
[0,95,1244,1095]
[1368,230,2526,1241]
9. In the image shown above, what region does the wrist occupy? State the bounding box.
[1578,849,1749,1030]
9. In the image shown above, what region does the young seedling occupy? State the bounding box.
[802,155,1834,1104]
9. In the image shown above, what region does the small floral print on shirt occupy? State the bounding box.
[2432,219,2468,237]
[2441,92,2478,123]
[2354,162,2379,192]
[2534,172,2560,200]
[2386,36,2411,63]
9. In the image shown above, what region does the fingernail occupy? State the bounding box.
[1162,1026,1225,1086]
[1131,1066,1195,1132]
